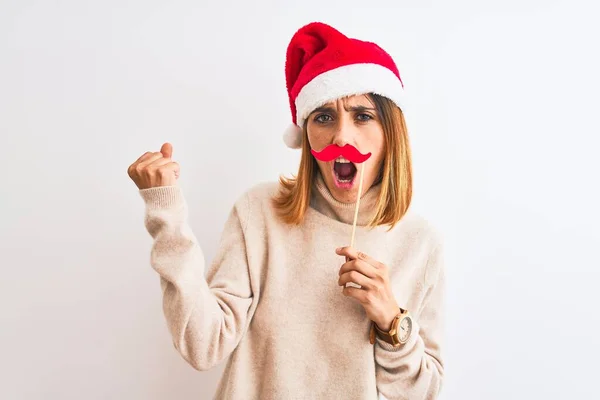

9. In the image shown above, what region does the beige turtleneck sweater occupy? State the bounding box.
[138,172,445,400]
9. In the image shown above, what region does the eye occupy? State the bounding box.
[356,113,373,121]
[315,114,333,123]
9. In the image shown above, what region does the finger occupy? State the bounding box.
[336,246,383,269]
[135,151,153,163]
[137,152,164,168]
[338,270,378,290]
[149,157,180,178]
[353,251,384,269]
[161,142,173,159]
[335,246,360,260]
[338,258,377,279]
[128,152,154,176]
[342,286,368,303]
[147,156,173,168]
[157,161,180,176]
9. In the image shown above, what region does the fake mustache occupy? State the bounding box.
[311,144,372,163]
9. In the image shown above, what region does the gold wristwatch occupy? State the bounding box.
[369,308,413,347]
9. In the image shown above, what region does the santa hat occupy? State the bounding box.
[283,22,405,149]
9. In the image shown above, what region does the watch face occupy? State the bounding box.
[398,317,412,342]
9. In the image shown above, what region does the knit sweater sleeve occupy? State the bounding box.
[375,240,446,400]
[138,185,254,371]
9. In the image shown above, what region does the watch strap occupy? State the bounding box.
[369,308,408,346]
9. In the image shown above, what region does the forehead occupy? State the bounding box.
[320,94,374,109]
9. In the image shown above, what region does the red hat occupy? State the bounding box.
[283,22,405,149]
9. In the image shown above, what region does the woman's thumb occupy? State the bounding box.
[160,142,173,158]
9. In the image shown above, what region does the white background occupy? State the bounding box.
[1,1,599,399]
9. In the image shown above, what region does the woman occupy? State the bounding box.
[127,22,445,400]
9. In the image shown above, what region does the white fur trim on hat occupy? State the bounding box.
[295,63,405,128]
[283,123,303,149]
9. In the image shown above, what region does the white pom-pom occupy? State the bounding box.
[283,123,302,149]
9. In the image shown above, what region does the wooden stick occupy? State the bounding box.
[350,161,366,249]
[345,162,366,289]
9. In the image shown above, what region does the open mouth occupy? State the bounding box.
[332,158,358,188]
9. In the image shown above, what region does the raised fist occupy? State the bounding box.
[127,142,180,189]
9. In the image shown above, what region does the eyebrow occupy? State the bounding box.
[311,105,377,114]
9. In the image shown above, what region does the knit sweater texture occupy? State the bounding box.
[138,172,445,400]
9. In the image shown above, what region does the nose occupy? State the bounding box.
[331,112,358,147]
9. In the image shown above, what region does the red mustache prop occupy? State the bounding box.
[311,144,371,163]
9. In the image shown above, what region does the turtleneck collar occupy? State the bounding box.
[310,170,381,226]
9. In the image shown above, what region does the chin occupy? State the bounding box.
[327,175,362,203]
